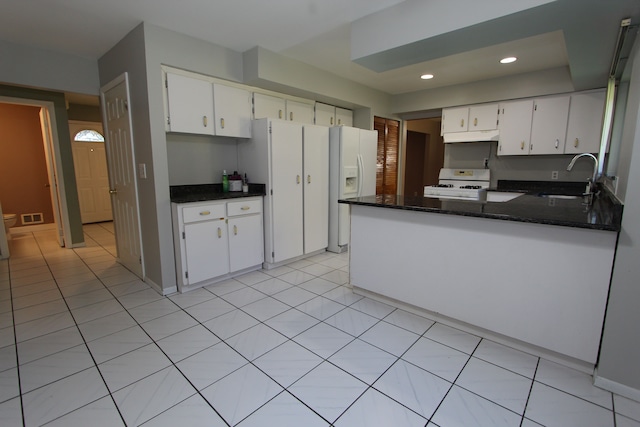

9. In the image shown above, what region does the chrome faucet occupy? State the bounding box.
[567,153,599,200]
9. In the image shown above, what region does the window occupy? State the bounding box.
[74,129,104,142]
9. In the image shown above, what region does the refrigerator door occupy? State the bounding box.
[358,129,378,197]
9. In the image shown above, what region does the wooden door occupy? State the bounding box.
[404,131,427,197]
[101,74,144,279]
[374,117,399,195]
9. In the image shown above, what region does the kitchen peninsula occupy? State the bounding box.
[340,189,622,369]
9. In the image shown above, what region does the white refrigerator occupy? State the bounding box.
[328,126,378,253]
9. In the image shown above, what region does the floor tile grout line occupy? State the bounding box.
[519,358,541,427]
[25,229,130,427]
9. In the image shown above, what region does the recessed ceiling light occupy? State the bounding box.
[500,57,517,64]
[420,74,434,80]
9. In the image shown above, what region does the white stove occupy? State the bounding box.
[424,168,490,201]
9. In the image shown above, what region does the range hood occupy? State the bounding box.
[443,129,500,143]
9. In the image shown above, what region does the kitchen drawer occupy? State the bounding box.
[227,199,262,217]
[182,203,225,224]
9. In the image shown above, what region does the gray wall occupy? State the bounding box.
[0,40,99,95]
[597,36,640,394]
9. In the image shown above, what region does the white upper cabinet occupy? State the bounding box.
[165,72,214,135]
[315,103,353,127]
[253,93,286,120]
[315,102,336,126]
[441,104,498,135]
[498,100,534,156]
[529,95,570,155]
[469,104,499,131]
[213,84,252,138]
[253,93,315,124]
[441,107,469,133]
[335,107,353,127]
[286,100,315,124]
[564,90,606,154]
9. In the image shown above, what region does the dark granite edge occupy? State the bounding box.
[170,183,266,203]
[341,199,619,231]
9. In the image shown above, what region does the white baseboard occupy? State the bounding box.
[594,370,640,401]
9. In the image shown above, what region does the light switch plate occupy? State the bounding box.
[138,163,147,179]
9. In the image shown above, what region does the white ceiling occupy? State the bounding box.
[1,0,639,99]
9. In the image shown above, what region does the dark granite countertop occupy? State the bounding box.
[339,181,623,232]
[170,183,266,203]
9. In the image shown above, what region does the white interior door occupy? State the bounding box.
[101,74,144,278]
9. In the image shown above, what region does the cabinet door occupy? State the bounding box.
[286,100,315,124]
[303,125,329,254]
[183,219,228,284]
[564,91,606,154]
[166,73,214,135]
[469,104,498,131]
[270,121,304,262]
[253,93,285,120]
[315,102,336,126]
[335,107,353,127]
[530,96,570,155]
[213,84,252,138]
[228,214,264,272]
[441,107,469,133]
[498,100,533,156]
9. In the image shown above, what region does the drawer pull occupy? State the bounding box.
[307,174,311,184]
[520,141,525,150]
[473,117,478,126]
[278,110,283,119]
[460,119,465,128]
[555,139,559,149]
[296,175,301,184]
[290,112,293,121]
[199,210,211,216]
[574,138,579,148]
[203,116,208,127]
[217,227,222,238]
[233,225,238,235]
[220,118,225,129]
[241,206,250,211]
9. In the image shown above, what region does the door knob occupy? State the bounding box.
[109,189,117,194]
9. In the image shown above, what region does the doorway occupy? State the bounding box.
[0,101,70,248]
[404,118,445,196]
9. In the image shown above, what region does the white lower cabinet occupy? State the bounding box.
[172,198,263,292]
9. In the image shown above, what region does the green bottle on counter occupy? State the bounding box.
[222,170,229,192]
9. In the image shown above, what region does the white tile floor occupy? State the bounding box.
[1,223,640,426]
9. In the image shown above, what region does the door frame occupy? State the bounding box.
[0,96,72,247]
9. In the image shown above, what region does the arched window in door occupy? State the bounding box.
[73,129,104,142]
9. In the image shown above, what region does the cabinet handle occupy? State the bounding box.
[278,109,283,119]
[290,112,293,121]
[473,117,478,126]
[203,116,208,127]
[217,227,222,238]
[338,118,342,125]
[233,225,238,235]
[574,138,579,148]
[220,118,225,129]
[240,206,250,211]
[555,139,559,149]
[296,175,301,184]
[330,117,334,125]
[460,119,465,128]
[307,174,311,184]
[520,141,525,150]
[199,210,211,216]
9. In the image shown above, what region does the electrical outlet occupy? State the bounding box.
[138,163,147,179]
[551,170,559,180]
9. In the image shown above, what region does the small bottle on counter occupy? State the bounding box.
[243,173,249,193]
[222,170,229,192]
